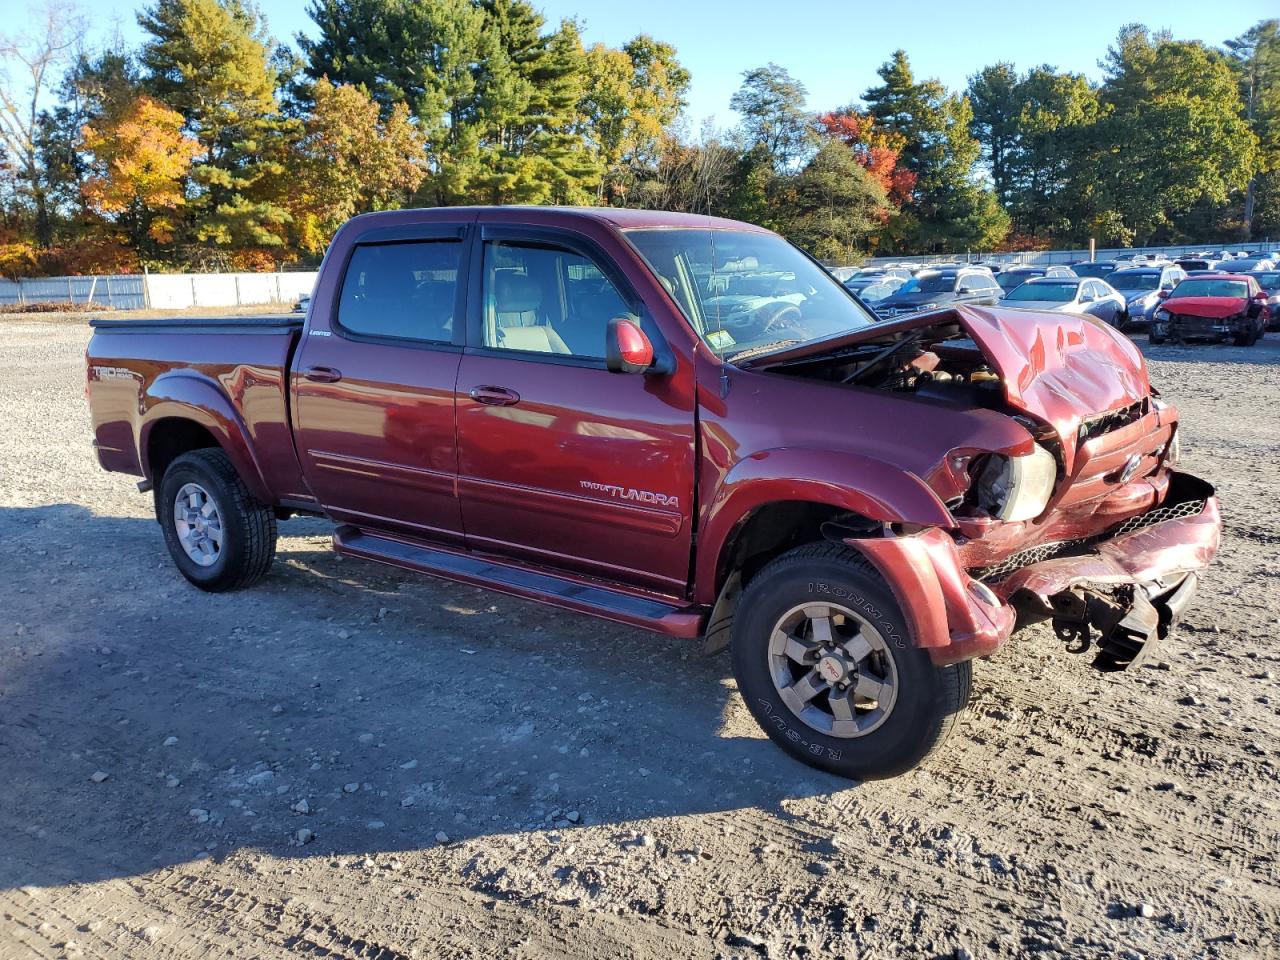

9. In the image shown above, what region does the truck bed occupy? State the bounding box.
[86,315,311,504]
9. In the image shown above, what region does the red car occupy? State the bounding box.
[86,207,1220,780]
[1150,273,1270,345]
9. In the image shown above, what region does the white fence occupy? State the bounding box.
[0,270,318,312]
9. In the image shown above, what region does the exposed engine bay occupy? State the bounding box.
[751,319,1017,413]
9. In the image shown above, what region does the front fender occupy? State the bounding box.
[694,447,954,603]
[139,372,272,502]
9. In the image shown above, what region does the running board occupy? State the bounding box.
[332,525,706,638]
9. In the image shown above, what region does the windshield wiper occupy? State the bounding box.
[727,339,803,363]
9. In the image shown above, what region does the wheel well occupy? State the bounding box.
[717,501,879,592]
[148,418,220,484]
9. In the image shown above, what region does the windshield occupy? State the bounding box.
[1169,279,1249,299]
[1253,272,1280,292]
[623,228,877,358]
[897,272,958,294]
[1110,271,1160,292]
[1072,263,1114,278]
[1003,281,1078,302]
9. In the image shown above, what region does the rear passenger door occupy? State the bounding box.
[292,224,471,543]
[454,225,696,595]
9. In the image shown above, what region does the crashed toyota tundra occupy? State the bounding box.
[86,207,1220,779]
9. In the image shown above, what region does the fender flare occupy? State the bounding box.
[138,372,272,503]
[693,447,954,604]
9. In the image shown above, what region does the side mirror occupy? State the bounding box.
[1157,289,1171,299]
[605,317,654,374]
[1255,291,1269,301]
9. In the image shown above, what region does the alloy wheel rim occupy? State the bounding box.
[767,602,899,738]
[173,482,223,567]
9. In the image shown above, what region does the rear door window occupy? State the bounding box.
[338,240,462,343]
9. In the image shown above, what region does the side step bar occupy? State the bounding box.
[333,525,707,639]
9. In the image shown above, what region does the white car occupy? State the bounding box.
[998,276,1129,327]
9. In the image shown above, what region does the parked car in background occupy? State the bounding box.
[998,276,1128,326]
[1174,258,1216,272]
[1232,257,1276,273]
[848,266,912,283]
[844,273,907,304]
[293,293,311,314]
[1252,271,1280,329]
[874,267,1003,317]
[993,264,1076,292]
[1071,260,1121,279]
[1150,274,1270,345]
[1108,264,1187,327]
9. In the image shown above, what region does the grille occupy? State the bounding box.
[1107,498,1205,536]
[974,498,1207,585]
[975,539,1088,584]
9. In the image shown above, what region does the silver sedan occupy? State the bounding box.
[997,276,1129,327]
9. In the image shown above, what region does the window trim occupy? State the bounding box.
[330,227,471,350]
[466,225,666,369]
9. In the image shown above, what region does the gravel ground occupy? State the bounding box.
[1,317,1278,960]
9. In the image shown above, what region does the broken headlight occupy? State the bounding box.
[974,445,1059,522]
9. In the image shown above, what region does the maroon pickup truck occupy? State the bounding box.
[87,207,1221,779]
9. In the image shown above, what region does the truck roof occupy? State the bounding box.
[344,205,772,234]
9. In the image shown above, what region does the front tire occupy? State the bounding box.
[730,543,971,780]
[158,449,277,592]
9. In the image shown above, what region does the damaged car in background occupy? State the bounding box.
[86,207,1220,781]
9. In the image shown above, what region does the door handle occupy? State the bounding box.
[303,366,342,383]
[469,385,520,406]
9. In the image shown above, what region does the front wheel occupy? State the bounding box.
[730,543,971,780]
[158,449,278,591]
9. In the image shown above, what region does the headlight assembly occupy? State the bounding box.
[1154,309,1170,321]
[974,445,1059,522]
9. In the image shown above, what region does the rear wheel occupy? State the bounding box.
[158,449,277,591]
[730,543,971,780]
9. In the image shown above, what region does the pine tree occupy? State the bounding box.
[139,0,296,253]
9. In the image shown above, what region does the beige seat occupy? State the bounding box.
[492,272,569,354]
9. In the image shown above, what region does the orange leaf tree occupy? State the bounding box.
[81,95,201,253]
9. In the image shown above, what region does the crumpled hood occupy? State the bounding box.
[744,304,1150,474]
[1161,296,1247,319]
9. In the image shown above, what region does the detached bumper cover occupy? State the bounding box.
[848,471,1220,666]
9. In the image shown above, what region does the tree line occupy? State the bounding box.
[1,0,1277,277]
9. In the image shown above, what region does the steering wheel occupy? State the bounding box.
[759,303,803,335]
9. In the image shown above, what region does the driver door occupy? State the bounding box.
[454,226,696,595]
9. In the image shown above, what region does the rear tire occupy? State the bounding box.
[158,449,277,592]
[730,543,971,780]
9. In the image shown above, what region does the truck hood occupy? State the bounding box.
[742,305,1150,474]
[1161,296,1247,319]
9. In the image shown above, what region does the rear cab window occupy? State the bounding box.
[337,240,462,343]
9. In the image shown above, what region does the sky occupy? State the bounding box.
[75,0,1276,129]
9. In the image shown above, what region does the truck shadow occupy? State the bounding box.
[0,503,856,891]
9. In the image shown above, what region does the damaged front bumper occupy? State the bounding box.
[848,471,1220,670]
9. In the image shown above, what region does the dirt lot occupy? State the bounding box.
[1,315,1278,960]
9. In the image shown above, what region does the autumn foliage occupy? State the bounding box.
[82,96,201,245]
[815,109,917,206]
